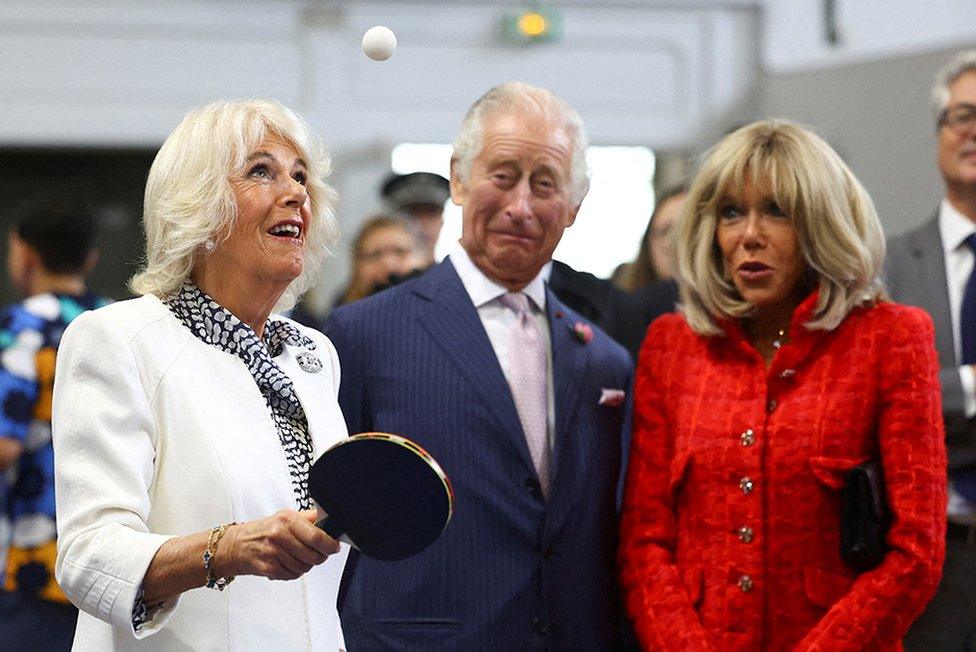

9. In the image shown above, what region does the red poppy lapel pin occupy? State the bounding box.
[572,321,593,344]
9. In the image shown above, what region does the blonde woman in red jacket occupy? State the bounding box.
[619,120,946,651]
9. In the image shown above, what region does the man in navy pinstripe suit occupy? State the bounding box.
[324,82,633,650]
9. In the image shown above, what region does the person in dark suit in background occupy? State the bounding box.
[632,275,680,329]
[887,49,976,651]
[325,81,633,650]
[547,259,646,359]
[547,185,691,360]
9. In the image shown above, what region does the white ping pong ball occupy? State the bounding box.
[362,26,397,61]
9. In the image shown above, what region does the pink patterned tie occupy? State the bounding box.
[500,292,550,497]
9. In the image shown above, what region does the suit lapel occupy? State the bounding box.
[546,288,591,510]
[413,261,536,472]
[913,217,957,366]
[412,263,596,504]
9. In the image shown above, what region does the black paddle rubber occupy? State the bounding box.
[308,433,454,562]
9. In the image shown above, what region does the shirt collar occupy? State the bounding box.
[448,242,547,312]
[940,198,976,253]
[542,261,554,282]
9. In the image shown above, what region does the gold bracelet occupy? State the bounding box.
[203,523,235,590]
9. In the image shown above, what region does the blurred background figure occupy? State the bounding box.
[887,49,976,651]
[381,171,451,264]
[291,173,448,328]
[0,204,109,651]
[608,184,689,351]
[291,214,428,328]
[337,214,428,307]
[612,183,688,292]
[620,121,946,650]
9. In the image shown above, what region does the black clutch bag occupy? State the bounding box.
[840,460,891,572]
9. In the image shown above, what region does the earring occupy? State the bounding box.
[204,240,215,252]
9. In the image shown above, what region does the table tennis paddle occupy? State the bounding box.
[308,432,454,562]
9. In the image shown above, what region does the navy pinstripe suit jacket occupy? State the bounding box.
[324,258,633,651]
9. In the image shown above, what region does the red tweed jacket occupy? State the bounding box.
[619,295,946,651]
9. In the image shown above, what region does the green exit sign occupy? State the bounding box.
[500,6,563,45]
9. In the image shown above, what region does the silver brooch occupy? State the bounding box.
[296,350,323,374]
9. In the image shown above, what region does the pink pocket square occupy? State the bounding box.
[598,388,626,407]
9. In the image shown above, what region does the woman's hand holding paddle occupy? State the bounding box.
[220,509,341,581]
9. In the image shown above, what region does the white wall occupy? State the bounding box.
[760,43,976,239]
[0,1,307,146]
[763,0,976,74]
[0,1,762,148]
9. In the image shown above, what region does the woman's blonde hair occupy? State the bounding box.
[130,98,339,311]
[677,120,886,336]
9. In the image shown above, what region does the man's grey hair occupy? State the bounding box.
[451,82,590,206]
[932,50,976,119]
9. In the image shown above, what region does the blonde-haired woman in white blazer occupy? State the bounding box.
[52,99,349,651]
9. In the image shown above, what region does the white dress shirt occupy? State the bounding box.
[939,199,976,417]
[939,200,976,517]
[448,243,556,450]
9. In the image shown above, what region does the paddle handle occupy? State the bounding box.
[315,515,345,540]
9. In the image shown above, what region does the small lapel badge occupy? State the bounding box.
[572,321,594,344]
[598,388,626,407]
[297,350,323,374]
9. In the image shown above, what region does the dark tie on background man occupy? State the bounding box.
[956,233,976,501]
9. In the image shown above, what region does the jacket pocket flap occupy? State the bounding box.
[808,455,870,490]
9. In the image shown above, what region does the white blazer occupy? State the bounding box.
[52,295,349,651]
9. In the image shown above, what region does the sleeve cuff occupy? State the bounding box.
[131,585,180,639]
[59,529,181,639]
[129,593,180,639]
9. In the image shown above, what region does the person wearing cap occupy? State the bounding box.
[381,171,451,263]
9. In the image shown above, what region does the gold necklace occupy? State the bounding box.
[745,321,789,352]
[771,329,787,349]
